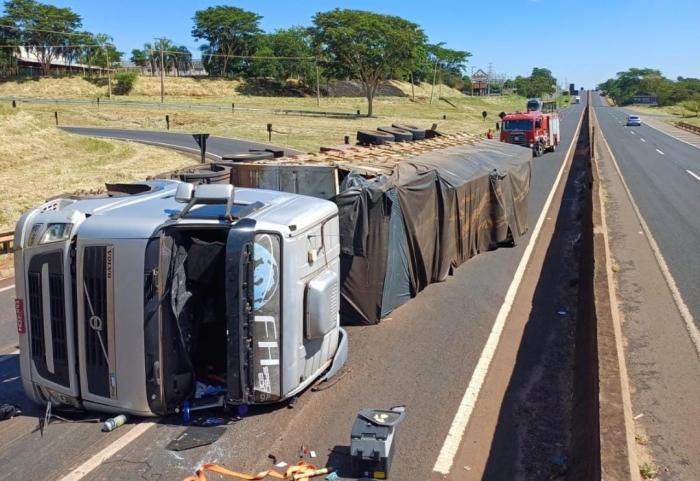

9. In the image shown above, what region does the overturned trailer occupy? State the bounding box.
[226,138,532,325]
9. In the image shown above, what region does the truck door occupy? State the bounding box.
[22,242,80,399]
[225,220,283,405]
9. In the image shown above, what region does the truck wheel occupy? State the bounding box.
[357,130,395,145]
[377,126,413,142]
[218,151,275,164]
[391,123,427,140]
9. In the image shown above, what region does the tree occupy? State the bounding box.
[3,0,82,75]
[427,43,471,90]
[172,46,192,76]
[0,16,20,75]
[130,48,149,71]
[681,93,700,117]
[192,5,262,77]
[312,9,426,116]
[514,67,557,98]
[267,27,315,83]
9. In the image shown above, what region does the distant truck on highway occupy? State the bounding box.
[13,180,347,416]
[575,96,581,104]
[500,108,560,156]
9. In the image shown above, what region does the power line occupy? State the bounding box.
[0,23,106,39]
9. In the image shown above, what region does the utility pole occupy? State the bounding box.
[430,57,439,104]
[487,62,493,96]
[103,44,112,98]
[315,59,321,107]
[156,38,165,104]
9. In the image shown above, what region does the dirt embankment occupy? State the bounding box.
[0,75,467,99]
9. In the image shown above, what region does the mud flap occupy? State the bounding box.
[320,327,348,382]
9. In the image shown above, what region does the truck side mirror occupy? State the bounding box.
[535,120,542,128]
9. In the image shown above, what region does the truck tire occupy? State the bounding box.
[533,142,544,157]
[178,163,231,184]
[357,130,395,146]
[377,126,413,142]
[218,151,275,164]
[391,123,427,140]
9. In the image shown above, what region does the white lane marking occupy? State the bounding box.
[656,148,665,155]
[57,422,155,481]
[687,170,700,182]
[0,284,15,293]
[640,138,646,143]
[630,130,636,135]
[597,114,700,359]
[0,349,20,363]
[432,103,586,475]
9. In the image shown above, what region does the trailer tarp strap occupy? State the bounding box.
[183,461,329,481]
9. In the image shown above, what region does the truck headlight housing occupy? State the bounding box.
[27,223,44,246]
[40,223,72,244]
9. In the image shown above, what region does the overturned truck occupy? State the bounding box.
[228,139,531,325]
[14,132,531,416]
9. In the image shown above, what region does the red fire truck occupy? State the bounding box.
[499,110,560,157]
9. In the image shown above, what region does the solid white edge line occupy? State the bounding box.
[640,138,646,142]
[686,169,700,182]
[432,104,586,474]
[655,148,665,155]
[57,422,155,481]
[0,284,15,293]
[597,108,700,359]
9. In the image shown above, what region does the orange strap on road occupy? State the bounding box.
[183,461,330,481]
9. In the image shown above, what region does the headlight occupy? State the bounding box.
[27,223,44,246]
[40,223,72,244]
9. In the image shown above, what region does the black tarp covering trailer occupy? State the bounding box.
[227,140,532,325]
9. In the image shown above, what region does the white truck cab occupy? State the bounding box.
[14,180,347,415]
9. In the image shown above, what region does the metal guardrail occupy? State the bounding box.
[0,231,13,255]
[1,95,362,119]
[676,121,700,135]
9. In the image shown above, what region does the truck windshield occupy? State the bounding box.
[503,120,533,131]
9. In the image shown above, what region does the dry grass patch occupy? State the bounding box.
[131,76,244,97]
[0,76,106,98]
[0,105,194,232]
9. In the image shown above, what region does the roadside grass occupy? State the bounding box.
[0,74,466,100]
[14,93,524,153]
[638,461,658,480]
[0,104,194,232]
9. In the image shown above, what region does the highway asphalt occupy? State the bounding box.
[60,127,304,158]
[592,93,700,327]
[0,101,586,481]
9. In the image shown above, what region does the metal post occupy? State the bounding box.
[11,100,16,108]
[165,115,170,130]
[231,102,235,113]
[54,111,58,125]
[267,123,272,142]
[157,39,165,104]
[344,135,350,145]
[97,97,100,109]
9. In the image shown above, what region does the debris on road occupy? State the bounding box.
[182,461,331,481]
[167,426,226,451]
[350,406,406,479]
[0,403,20,420]
[102,414,128,432]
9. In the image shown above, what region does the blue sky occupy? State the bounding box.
[15,0,700,88]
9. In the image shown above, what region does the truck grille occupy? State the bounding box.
[508,134,528,146]
[82,246,111,398]
[26,252,69,387]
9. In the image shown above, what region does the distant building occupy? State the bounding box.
[471,69,489,96]
[14,46,103,74]
[631,95,658,105]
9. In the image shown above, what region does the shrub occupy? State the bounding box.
[113,72,138,95]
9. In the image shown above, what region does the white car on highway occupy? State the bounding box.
[626,115,642,127]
